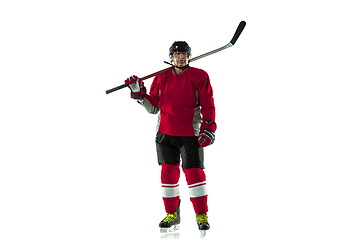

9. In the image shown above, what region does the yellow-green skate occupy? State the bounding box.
[159,202,180,233]
[196,213,210,236]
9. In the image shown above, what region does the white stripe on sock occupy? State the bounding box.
[188,184,208,198]
[188,181,206,188]
[162,186,180,198]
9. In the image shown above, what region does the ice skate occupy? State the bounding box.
[159,202,180,233]
[196,213,210,236]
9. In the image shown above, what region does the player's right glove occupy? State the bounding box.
[124,75,147,99]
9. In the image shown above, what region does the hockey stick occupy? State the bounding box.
[105,21,246,95]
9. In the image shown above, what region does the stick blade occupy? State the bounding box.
[230,21,246,45]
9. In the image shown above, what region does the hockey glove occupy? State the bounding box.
[125,75,147,99]
[198,120,217,148]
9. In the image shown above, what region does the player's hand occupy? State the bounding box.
[125,75,146,99]
[198,120,217,148]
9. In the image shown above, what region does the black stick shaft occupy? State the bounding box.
[105,66,173,94]
[105,21,246,95]
[105,83,128,94]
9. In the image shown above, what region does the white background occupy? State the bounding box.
[1,0,359,239]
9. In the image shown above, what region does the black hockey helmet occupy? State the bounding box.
[169,41,191,57]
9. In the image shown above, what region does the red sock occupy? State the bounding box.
[183,168,208,215]
[161,164,180,213]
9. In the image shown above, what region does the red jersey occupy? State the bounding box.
[141,67,215,137]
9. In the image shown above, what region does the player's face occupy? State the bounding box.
[171,52,189,68]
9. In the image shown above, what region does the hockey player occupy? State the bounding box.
[124,41,216,234]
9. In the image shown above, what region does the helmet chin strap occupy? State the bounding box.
[164,61,189,70]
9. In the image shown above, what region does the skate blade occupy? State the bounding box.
[160,224,180,233]
[200,230,207,237]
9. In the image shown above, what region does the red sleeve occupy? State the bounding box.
[198,72,215,122]
[144,75,160,108]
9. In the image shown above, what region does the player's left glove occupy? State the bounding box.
[198,120,217,148]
